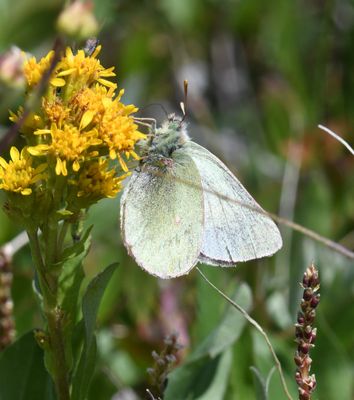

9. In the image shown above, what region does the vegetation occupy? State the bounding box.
[0,1,353,399]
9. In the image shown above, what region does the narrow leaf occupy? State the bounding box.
[0,332,55,400]
[165,350,232,400]
[71,263,118,400]
[58,226,93,313]
[195,349,232,400]
[57,227,92,374]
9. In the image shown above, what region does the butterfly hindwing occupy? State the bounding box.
[185,141,282,265]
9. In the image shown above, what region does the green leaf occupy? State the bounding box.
[193,268,228,342]
[56,227,93,374]
[165,282,252,400]
[165,350,232,400]
[195,350,232,400]
[58,226,92,315]
[190,282,253,361]
[71,263,118,400]
[0,331,55,400]
[228,330,256,399]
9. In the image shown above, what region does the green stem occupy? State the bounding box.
[27,228,71,400]
[46,308,70,400]
[27,230,55,308]
[44,219,58,268]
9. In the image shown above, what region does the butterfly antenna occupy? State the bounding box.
[180,80,188,123]
[134,117,157,136]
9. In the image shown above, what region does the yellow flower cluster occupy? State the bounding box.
[1,45,144,209]
[0,147,46,195]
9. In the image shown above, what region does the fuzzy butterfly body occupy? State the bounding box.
[120,115,282,278]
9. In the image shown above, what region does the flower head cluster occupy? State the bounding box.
[1,44,144,220]
[0,147,46,196]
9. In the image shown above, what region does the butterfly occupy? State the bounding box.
[120,114,282,278]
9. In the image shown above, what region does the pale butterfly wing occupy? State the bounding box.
[184,141,282,265]
[120,150,204,278]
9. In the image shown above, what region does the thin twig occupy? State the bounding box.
[318,124,354,156]
[197,267,294,400]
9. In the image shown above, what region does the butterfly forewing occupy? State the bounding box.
[185,142,282,265]
[120,150,204,278]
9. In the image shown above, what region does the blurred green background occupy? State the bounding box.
[0,0,353,399]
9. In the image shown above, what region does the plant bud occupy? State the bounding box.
[57,1,99,40]
[0,46,26,89]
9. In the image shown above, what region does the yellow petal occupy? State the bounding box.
[65,47,74,58]
[116,89,124,101]
[97,78,116,89]
[27,145,50,156]
[73,160,80,172]
[62,160,68,176]
[118,154,128,172]
[34,129,51,135]
[130,150,140,160]
[91,45,102,58]
[109,149,116,159]
[10,146,20,162]
[99,68,116,77]
[0,157,8,168]
[21,188,32,195]
[57,68,76,77]
[80,110,95,130]
[50,77,66,87]
[56,158,65,176]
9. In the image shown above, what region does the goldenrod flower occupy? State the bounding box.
[8,44,145,199]
[70,85,145,171]
[28,123,101,176]
[24,50,65,88]
[57,46,116,89]
[73,159,127,199]
[0,147,46,195]
[99,114,143,171]
[70,85,114,126]
[42,99,70,127]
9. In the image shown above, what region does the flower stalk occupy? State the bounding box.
[147,333,182,398]
[294,263,320,400]
[27,227,70,400]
